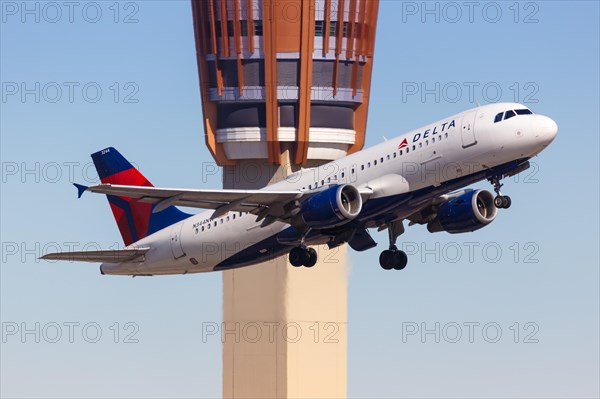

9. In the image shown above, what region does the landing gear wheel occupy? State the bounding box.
[393,250,408,270]
[494,195,505,208]
[379,250,395,270]
[289,247,308,267]
[305,248,318,268]
[494,195,512,209]
[289,246,317,267]
[380,248,408,270]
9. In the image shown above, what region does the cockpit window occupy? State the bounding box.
[515,109,533,115]
[495,108,534,123]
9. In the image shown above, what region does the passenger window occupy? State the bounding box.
[387,155,390,160]
[412,145,416,150]
[494,112,503,123]
[351,168,355,174]
[201,226,205,232]
[374,160,378,166]
[380,157,384,163]
[393,152,397,158]
[400,149,403,155]
[361,165,365,170]
[368,162,371,168]
[321,180,324,185]
[341,172,345,178]
[432,137,436,143]
[309,184,312,189]
[504,110,516,120]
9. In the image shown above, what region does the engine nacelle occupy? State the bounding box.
[296,184,362,229]
[427,189,497,234]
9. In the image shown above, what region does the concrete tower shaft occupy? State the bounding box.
[191,0,379,165]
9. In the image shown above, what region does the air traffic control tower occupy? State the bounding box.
[191,0,379,396]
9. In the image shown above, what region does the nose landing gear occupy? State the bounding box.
[489,175,512,209]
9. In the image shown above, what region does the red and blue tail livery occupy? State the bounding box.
[86,147,190,246]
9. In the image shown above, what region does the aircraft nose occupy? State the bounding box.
[537,116,558,146]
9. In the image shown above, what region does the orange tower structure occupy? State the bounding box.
[191,0,379,166]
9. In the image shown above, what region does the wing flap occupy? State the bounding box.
[40,248,150,263]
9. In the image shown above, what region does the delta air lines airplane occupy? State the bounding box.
[42,103,557,275]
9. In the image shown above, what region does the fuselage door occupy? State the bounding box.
[461,111,477,148]
[170,223,186,259]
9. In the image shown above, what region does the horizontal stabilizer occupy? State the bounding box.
[40,248,150,263]
[73,183,88,198]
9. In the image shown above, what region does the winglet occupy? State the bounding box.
[73,183,88,199]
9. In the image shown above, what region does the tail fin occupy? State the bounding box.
[91,147,191,246]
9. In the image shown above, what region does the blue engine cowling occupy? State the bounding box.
[296,184,363,229]
[427,189,497,234]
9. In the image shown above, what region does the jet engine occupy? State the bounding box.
[427,189,497,234]
[295,184,362,229]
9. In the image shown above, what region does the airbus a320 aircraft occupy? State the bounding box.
[42,103,557,275]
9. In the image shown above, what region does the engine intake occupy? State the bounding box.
[427,189,497,234]
[296,184,362,229]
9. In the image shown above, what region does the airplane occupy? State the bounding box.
[41,102,557,275]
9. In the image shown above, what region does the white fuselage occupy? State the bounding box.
[100,103,557,275]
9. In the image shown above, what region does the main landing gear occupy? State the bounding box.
[489,175,512,209]
[289,246,318,268]
[379,221,408,270]
[379,245,408,270]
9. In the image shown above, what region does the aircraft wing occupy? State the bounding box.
[40,248,150,263]
[78,182,374,226]
[80,183,374,226]
[85,183,302,213]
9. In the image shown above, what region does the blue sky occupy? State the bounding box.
[1,1,599,398]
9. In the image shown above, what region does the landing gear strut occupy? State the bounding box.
[489,175,512,209]
[379,221,408,270]
[289,246,317,268]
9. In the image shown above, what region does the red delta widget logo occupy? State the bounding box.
[398,119,456,149]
